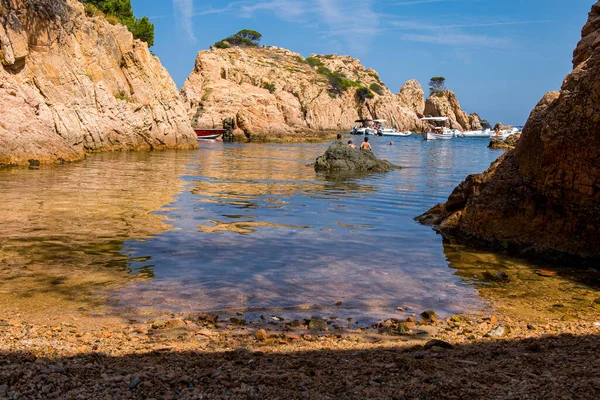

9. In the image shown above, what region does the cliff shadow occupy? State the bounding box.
[0,333,598,399]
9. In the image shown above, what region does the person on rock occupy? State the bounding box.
[360,137,372,151]
[348,140,357,149]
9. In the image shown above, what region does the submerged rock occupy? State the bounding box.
[314,142,401,173]
[417,1,600,264]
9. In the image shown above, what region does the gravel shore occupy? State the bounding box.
[1,305,599,399]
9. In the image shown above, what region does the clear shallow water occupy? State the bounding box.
[0,137,522,321]
[117,136,504,320]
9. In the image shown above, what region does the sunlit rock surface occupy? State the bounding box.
[0,0,197,167]
[181,47,431,140]
[424,90,478,131]
[418,1,600,263]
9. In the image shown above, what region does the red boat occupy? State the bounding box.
[194,129,226,140]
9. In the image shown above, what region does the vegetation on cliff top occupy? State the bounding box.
[214,29,262,49]
[81,0,155,46]
[429,76,446,97]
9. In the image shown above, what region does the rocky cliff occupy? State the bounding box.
[181,46,431,140]
[418,1,600,264]
[0,0,197,167]
[424,90,481,131]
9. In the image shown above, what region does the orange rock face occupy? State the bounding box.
[418,1,600,263]
[0,0,197,166]
[181,47,428,139]
[424,90,474,130]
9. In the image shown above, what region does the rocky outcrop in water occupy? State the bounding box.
[418,1,600,264]
[314,142,400,173]
[181,47,434,140]
[488,134,521,150]
[424,90,479,131]
[0,0,197,167]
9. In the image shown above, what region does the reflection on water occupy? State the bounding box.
[0,150,196,313]
[1,138,598,322]
[114,138,507,321]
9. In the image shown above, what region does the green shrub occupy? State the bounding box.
[262,82,276,94]
[214,29,262,48]
[429,76,446,96]
[80,1,154,46]
[105,14,119,24]
[295,56,306,64]
[214,40,231,49]
[84,3,103,16]
[114,90,130,101]
[356,86,374,102]
[369,83,384,96]
[368,72,380,81]
[306,56,323,68]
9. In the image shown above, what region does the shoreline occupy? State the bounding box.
[1,299,598,399]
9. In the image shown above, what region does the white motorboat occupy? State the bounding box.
[456,129,494,138]
[373,119,400,136]
[423,128,455,140]
[351,126,377,135]
[382,131,412,137]
[492,127,521,140]
[351,119,377,135]
[420,117,455,140]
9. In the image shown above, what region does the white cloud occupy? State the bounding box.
[315,0,381,53]
[173,0,197,44]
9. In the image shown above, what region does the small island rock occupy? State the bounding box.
[314,142,401,173]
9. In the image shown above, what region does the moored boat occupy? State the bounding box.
[420,117,456,140]
[456,129,494,138]
[195,129,226,140]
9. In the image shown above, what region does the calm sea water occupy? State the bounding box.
[0,136,511,321]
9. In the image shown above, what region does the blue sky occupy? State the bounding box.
[131,0,595,125]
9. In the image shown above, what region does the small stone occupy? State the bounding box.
[455,360,478,366]
[534,269,557,277]
[450,315,470,324]
[308,316,328,331]
[424,339,453,350]
[151,320,166,329]
[129,378,142,390]
[335,301,342,307]
[253,329,268,341]
[0,384,7,395]
[420,310,438,323]
[485,324,511,338]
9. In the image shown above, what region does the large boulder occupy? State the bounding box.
[417,1,600,264]
[314,142,400,173]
